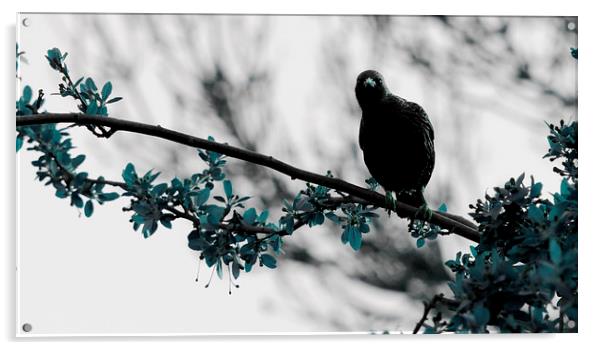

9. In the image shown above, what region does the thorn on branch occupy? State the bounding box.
[34,89,44,112]
[87,124,118,139]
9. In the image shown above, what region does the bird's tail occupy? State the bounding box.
[396,189,426,208]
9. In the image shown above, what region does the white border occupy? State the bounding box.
[3,0,599,349]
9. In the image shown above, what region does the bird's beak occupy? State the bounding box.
[364,77,376,88]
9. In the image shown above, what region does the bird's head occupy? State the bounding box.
[355,70,389,109]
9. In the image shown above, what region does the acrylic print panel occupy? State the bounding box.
[16,13,577,335]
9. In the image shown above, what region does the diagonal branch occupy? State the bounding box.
[412,294,460,334]
[17,113,480,243]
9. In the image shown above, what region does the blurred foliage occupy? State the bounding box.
[16,43,26,75]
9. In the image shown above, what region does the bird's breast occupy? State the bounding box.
[359,111,434,191]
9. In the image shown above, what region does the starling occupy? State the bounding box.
[355,70,435,216]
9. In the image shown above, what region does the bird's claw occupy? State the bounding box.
[385,191,397,217]
[415,204,433,222]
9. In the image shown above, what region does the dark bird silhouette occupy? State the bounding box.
[355,70,435,216]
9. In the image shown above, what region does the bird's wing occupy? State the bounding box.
[401,98,436,184]
[403,100,435,141]
[420,136,436,186]
[388,96,435,141]
[386,95,436,186]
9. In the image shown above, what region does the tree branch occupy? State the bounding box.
[413,294,459,334]
[413,294,443,334]
[86,175,322,238]
[17,113,480,243]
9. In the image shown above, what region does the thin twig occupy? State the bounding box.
[97,177,351,236]
[413,294,460,334]
[413,294,443,334]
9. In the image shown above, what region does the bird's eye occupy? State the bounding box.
[364,77,377,88]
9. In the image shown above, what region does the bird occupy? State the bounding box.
[355,70,435,219]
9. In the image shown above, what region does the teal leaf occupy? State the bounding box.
[416,237,425,248]
[160,218,172,229]
[122,163,137,185]
[223,180,233,199]
[281,214,294,234]
[530,182,543,198]
[348,226,362,251]
[142,220,158,238]
[74,77,84,87]
[85,77,97,91]
[47,47,61,59]
[171,177,182,189]
[71,193,84,208]
[325,212,340,224]
[86,102,98,115]
[106,97,123,104]
[151,183,168,197]
[516,172,525,185]
[70,154,86,170]
[216,259,223,279]
[45,48,64,70]
[232,262,241,279]
[16,136,23,152]
[527,204,544,223]
[98,192,119,202]
[260,254,277,269]
[22,86,32,104]
[84,200,94,217]
[101,81,112,101]
[470,245,478,257]
[257,210,269,224]
[72,172,88,188]
[235,196,251,204]
[196,188,211,206]
[359,222,370,233]
[549,239,562,265]
[243,208,257,225]
[132,214,146,225]
[94,177,106,192]
[270,236,283,254]
[142,169,160,184]
[438,203,448,213]
[204,253,217,267]
[560,178,570,196]
[55,188,69,198]
[473,306,490,326]
[341,226,350,244]
[206,205,225,225]
[309,212,324,227]
[360,211,379,218]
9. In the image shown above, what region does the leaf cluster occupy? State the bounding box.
[419,121,578,333]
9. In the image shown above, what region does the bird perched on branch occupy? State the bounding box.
[355,70,435,219]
